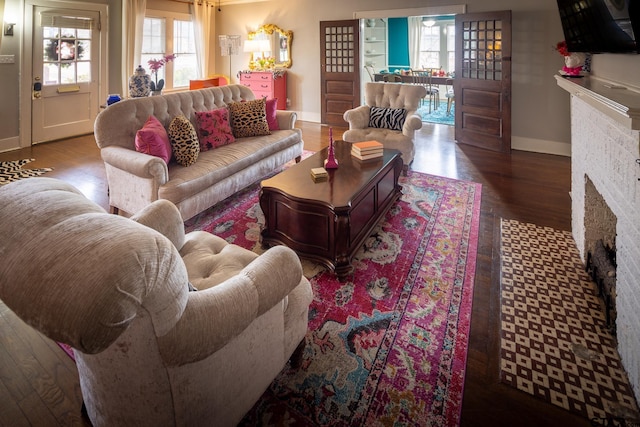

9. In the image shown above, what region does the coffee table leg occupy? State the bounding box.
[333,212,353,281]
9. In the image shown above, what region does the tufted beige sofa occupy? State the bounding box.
[342,82,426,172]
[94,84,303,220]
[0,177,313,427]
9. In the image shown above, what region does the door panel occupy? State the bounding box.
[32,7,100,144]
[454,11,511,152]
[320,20,360,126]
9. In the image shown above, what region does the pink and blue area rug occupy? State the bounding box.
[185,170,482,426]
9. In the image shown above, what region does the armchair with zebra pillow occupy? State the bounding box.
[342,82,427,174]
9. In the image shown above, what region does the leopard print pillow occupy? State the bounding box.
[228,98,271,138]
[168,115,200,167]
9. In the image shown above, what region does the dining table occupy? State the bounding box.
[373,73,453,85]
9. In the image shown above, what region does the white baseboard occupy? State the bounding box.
[296,111,322,124]
[511,136,571,157]
[0,136,21,154]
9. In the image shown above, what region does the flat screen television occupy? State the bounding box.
[556,0,640,53]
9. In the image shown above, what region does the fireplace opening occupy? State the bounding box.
[583,176,618,337]
[587,239,617,335]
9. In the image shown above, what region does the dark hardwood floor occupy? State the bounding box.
[0,121,588,426]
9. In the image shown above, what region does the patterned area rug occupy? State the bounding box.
[500,219,640,424]
[0,159,53,185]
[186,170,482,426]
[418,102,454,126]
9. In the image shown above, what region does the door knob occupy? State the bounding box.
[33,77,42,99]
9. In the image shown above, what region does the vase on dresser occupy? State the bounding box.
[129,65,151,98]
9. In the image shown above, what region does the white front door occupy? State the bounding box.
[31,5,101,144]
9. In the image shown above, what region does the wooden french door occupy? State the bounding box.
[454,11,512,152]
[320,20,360,126]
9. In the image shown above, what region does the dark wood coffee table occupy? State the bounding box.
[259,140,403,279]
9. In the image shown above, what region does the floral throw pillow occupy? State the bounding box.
[368,106,407,131]
[168,115,200,167]
[134,115,172,164]
[228,98,271,138]
[195,108,236,151]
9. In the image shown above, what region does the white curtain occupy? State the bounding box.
[192,1,215,79]
[408,16,422,70]
[0,0,5,48]
[121,0,147,95]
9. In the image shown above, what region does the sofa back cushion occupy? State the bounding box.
[364,82,426,117]
[94,84,256,151]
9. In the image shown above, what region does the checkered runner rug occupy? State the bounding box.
[499,219,639,423]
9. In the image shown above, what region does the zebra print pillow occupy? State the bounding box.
[368,106,407,131]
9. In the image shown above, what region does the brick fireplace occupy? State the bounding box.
[557,75,640,403]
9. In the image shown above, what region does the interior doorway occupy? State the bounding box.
[355,5,466,125]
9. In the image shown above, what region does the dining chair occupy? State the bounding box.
[383,74,402,82]
[410,71,439,113]
[445,78,455,115]
[364,65,376,82]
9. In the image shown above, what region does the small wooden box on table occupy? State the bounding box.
[259,140,403,279]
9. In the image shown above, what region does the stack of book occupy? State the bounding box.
[351,140,384,161]
[310,167,328,182]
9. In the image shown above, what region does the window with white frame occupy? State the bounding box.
[446,24,455,73]
[418,19,455,73]
[142,10,197,91]
[419,24,440,69]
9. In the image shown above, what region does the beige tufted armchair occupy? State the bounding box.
[343,82,427,173]
[0,177,313,427]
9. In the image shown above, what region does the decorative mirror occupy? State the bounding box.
[248,24,293,68]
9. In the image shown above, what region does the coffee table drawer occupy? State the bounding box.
[270,198,333,253]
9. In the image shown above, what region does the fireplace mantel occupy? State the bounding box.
[555,75,640,130]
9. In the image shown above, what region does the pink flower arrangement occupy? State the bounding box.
[555,40,570,57]
[554,41,585,76]
[147,54,176,91]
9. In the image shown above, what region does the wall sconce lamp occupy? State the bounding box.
[4,23,16,36]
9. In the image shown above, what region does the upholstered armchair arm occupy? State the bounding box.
[402,113,424,137]
[100,146,169,184]
[131,200,186,251]
[157,245,305,366]
[343,105,371,130]
[276,110,297,130]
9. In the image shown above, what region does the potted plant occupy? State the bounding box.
[147,54,176,94]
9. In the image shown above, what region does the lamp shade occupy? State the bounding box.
[218,35,241,56]
[243,39,261,53]
[256,39,271,54]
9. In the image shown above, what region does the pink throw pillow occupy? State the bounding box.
[265,98,279,131]
[195,108,236,150]
[135,115,172,164]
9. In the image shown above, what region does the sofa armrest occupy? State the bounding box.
[275,110,297,130]
[343,105,370,130]
[101,146,169,184]
[402,113,423,136]
[157,245,307,366]
[130,199,186,250]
